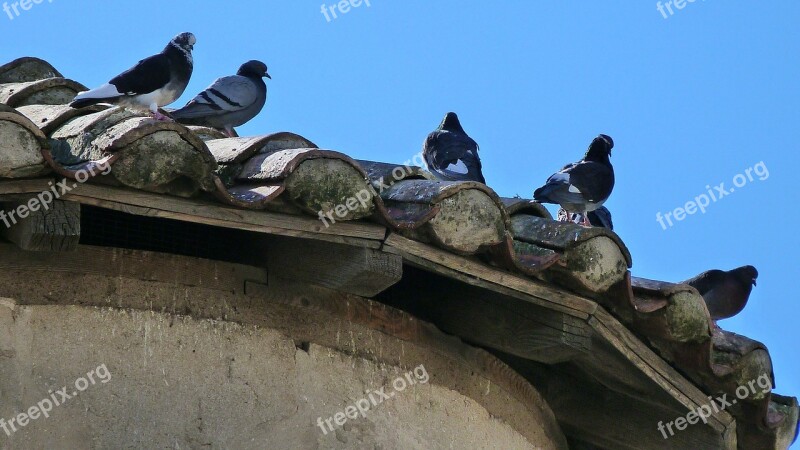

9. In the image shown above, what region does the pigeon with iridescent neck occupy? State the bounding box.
[534,134,615,226]
[171,60,270,137]
[70,32,196,121]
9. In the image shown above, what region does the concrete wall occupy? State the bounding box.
[0,246,567,449]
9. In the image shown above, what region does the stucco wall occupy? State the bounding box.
[0,302,543,449]
[0,248,566,449]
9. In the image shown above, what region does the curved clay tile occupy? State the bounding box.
[16,103,107,135]
[209,133,318,209]
[45,107,217,197]
[185,125,228,141]
[380,179,508,255]
[511,215,632,294]
[0,77,87,107]
[0,57,62,83]
[501,197,553,220]
[0,104,50,178]
[355,159,436,184]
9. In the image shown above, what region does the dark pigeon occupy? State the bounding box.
[70,32,196,121]
[557,206,613,230]
[534,134,614,226]
[171,60,270,137]
[423,112,485,183]
[683,265,758,325]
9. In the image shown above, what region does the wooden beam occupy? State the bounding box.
[267,237,402,297]
[1,199,79,251]
[378,266,591,364]
[61,183,387,247]
[504,357,734,450]
[0,179,54,198]
[589,308,735,435]
[384,232,597,318]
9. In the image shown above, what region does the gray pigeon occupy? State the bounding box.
[170,60,270,137]
[683,265,758,325]
[70,32,196,121]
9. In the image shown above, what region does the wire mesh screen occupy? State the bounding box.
[79,205,267,266]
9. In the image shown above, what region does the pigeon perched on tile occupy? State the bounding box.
[423,112,485,183]
[170,60,270,137]
[70,32,196,121]
[683,265,758,324]
[558,206,613,230]
[534,135,614,226]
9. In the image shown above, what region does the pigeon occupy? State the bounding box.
[170,60,270,137]
[70,32,196,121]
[423,112,485,183]
[534,134,614,226]
[683,265,758,325]
[557,206,613,230]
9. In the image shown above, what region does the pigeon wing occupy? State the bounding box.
[683,270,725,295]
[562,161,615,202]
[109,53,172,96]
[172,75,259,119]
[424,131,484,182]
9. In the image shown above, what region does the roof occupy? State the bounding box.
[0,56,797,449]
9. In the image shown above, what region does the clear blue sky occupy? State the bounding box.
[2,0,798,444]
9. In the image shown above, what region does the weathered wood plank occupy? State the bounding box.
[1,199,79,251]
[589,307,735,435]
[379,266,592,364]
[384,232,597,318]
[506,358,734,450]
[61,184,386,244]
[267,236,402,297]
[0,179,53,196]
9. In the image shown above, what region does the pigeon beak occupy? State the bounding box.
[752,278,757,286]
[265,72,272,79]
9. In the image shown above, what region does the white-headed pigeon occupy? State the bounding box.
[683,265,758,326]
[170,60,270,137]
[534,134,614,226]
[70,32,196,121]
[423,112,485,183]
[558,206,614,230]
